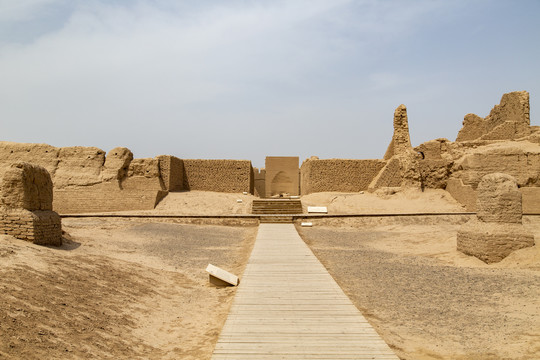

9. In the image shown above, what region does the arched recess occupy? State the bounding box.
[271,171,293,196]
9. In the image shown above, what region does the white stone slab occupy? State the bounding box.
[243,192,248,195]
[301,222,313,227]
[308,206,328,213]
[237,199,243,203]
[290,196,300,199]
[206,264,239,286]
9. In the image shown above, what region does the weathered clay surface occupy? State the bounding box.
[253,168,266,198]
[157,155,184,191]
[384,104,412,160]
[456,91,530,141]
[456,114,487,142]
[0,142,59,180]
[1,162,53,211]
[451,142,540,189]
[182,160,253,193]
[0,162,62,246]
[456,173,534,263]
[265,157,299,197]
[476,173,522,223]
[368,157,402,189]
[457,221,534,263]
[54,147,106,188]
[301,159,386,195]
[102,147,133,182]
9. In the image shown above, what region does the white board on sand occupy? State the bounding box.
[307,206,328,213]
[301,222,313,227]
[206,264,239,286]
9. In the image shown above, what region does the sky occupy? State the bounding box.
[1,0,539,168]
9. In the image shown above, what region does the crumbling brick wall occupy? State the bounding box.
[0,162,61,245]
[157,155,183,191]
[301,159,386,195]
[456,91,531,141]
[457,173,534,263]
[53,184,167,214]
[253,168,266,198]
[452,147,540,189]
[182,160,254,193]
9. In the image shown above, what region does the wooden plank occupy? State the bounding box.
[307,206,328,213]
[211,224,398,360]
[206,264,239,286]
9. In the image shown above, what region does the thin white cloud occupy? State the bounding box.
[1,0,534,166]
[0,0,63,22]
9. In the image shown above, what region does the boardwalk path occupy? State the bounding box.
[212,224,399,359]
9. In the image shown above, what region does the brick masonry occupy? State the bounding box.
[301,159,386,195]
[0,162,62,245]
[182,159,254,194]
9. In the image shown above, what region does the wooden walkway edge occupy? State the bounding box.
[211,224,399,359]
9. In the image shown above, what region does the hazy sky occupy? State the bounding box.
[1,0,539,168]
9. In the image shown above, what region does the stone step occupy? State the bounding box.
[253,210,302,214]
[252,199,303,215]
[259,216,293,223]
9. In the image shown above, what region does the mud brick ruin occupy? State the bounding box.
[457,173,534,263]
[0,162,62,246]
[0,90,538,209]
[0,90,538,257]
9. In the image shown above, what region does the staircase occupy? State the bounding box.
[252,199,303,223]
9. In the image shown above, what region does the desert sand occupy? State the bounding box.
[298,218,540,360]
[0,217,257,360]
[1,191,539,360]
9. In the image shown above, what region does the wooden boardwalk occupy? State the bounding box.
[212,224,399,360]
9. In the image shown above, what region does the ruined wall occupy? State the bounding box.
[456,91,531,141]
[53,185,167,214]
[157,155,184,192]
[0,162,61,245]
[253,168,266,198]
[0,142,176,213]
[182,159,253,193]
[368,157,403,189]
[102,147,133,182]
[446,179,477,211]
[384,104,412,160]
[457,173,534,263]
[301,159,386,195]
[265,157,299,197]
[0,142,167,190]
[451,143,540,189]
[54,147,105,188]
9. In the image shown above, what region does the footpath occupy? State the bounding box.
[212,223,399,359]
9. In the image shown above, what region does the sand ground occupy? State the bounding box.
[1,190,539,360]
[0,218,257,360]
[297,217,540,360]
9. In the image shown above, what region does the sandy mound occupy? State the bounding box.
[109,191,256,216]
[0,218,258,359]
[301,188,466,214]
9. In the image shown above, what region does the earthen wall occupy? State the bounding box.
[0,162,62,245]
[182,159,253,194]
[254,168,266,198]
[265,157,299,197]
[301,159,386,195]
[157,155,184,191]
[453,151,540,189]
[53,187,167,214]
